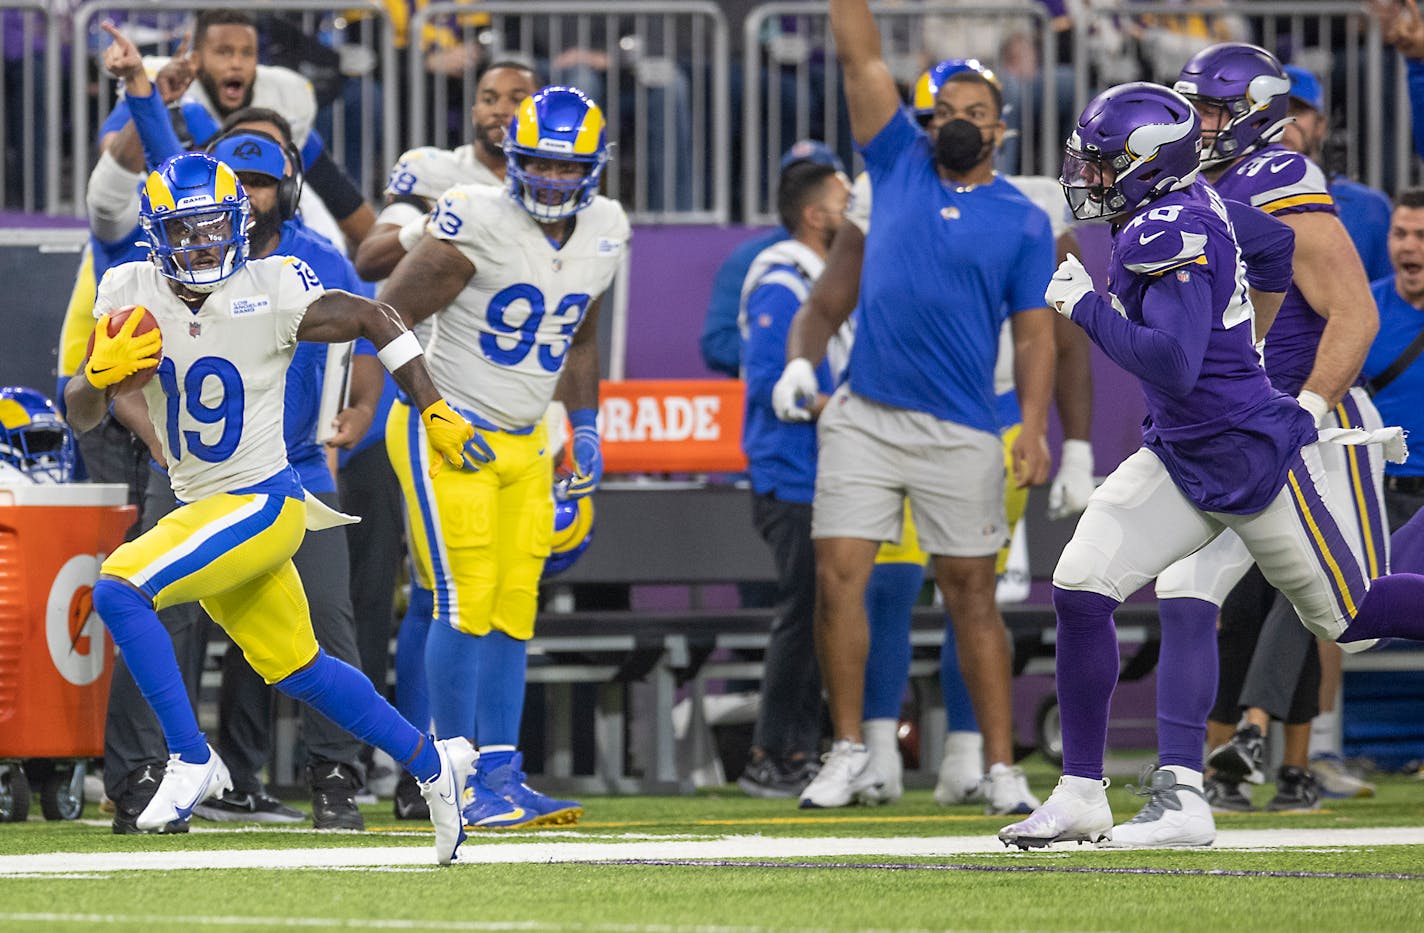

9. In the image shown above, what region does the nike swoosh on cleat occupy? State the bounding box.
[476,807,526,825]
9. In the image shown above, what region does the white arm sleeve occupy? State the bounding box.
[86,151,144,244]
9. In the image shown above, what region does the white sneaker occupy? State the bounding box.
[860,719,903,804]
[419,738,478,865]
[1100,769,1215,848]
[982,762,1040,815]
[998,776,1112,849]
[798,740,883,809]
[1310,754,1376,799]
[136,746,232,831]
[934,732,985,805]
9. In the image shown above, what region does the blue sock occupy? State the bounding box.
[478,745,516,775]
[91,579,209,763]
[939,619,980,733]
[425,621,480,740]
[394,583,433,729]
[473,630,528,747]
[1052,586,1121,781]
[862,562,920,720]
[1156,597,1220,770]
[275,649,438,782]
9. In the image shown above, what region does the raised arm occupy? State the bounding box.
[829,0,903,146]
[786,220,864,365]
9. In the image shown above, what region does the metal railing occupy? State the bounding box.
[0,1,60,213]
[68,0,397,216]
[741,2,1059,225]
[407,1,730,225]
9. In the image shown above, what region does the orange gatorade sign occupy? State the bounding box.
[597,379,747,473]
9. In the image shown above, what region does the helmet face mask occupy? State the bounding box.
[0,387,76,484]
[1060,82,1202,222]
[140,152,251,293]
[504,85,610,222]
[1174,43,1292,168]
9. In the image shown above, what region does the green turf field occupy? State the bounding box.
[3,761,1423,932]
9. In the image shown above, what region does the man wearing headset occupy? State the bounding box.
[94,23,385,833]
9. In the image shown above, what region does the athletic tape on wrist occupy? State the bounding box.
[377,331,423,372]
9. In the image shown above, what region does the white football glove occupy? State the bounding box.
[772,357,818,422]
[1047,438,1095,521]
[1297,389,1330,428]
[1045,253,1094,319]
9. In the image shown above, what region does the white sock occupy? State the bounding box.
[1164,765,1204,791]
[1061,774,1105,797]
[1309,710,1339,758]
[861,719,900,758]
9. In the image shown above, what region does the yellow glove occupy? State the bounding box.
[86,307,162,389]
[421,399,476,478]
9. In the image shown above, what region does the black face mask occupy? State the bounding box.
[935,118,993,173]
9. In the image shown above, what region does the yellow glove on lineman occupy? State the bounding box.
[421,399,476,478]
[86,307,162,389]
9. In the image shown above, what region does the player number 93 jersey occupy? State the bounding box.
[423,183,631,430]
[94,256,321,503]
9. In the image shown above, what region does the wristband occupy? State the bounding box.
[1297,389,1330,427]
[377,330,422,372]
[569,407,598,431]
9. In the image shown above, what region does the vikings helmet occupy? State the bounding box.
[1060,82,1201,222]
[545,493,594,578]
[505,86,610,222]
[912,58,1002,123]
[139,151,251,292]
[1174,42,1292,168]
[0,387,76,484]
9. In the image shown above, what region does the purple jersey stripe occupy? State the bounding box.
[1286,458,1369,621]
[1336,394,1389,578]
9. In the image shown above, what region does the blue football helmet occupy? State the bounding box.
[0,387,76,484]
[545,493,594,578]
[1060,82,1201,222]
[912,58,1002,122]
[1174,42,1292,168]
[139,151,251,293]
[504,86,610,221]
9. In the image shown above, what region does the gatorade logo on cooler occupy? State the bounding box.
[45,555,107,686]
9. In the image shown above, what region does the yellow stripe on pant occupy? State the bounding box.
[101,491,318,683]
[386,402,554,640]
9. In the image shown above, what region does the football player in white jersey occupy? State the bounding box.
[379,86,630,829]
[355,60,539,281]
[63,151,480,865]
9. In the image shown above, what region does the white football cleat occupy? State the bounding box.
[419,737,478,865]
[933,732,985,805]
[998,776,1112,849]
[135,746,232,831]
[798,740,883,809]
[982,762,1040,815]
[1100,769,1215,848]
[860,720,903,804]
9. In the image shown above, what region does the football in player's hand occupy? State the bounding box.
[86,304,163,393]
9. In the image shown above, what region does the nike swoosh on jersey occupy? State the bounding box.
[1139,231,1165,245]
[1269,160,1293,173]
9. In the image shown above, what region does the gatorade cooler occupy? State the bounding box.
[0,483,135,821]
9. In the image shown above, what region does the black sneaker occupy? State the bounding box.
[1203,775,1255,813]
[111,762,189,835]
[192,789,307,824]
[1266,765,1321,812]
[1207,724,1266,784]
[737,755,815,799]
[393,770,429,821]
[308,761,366,830]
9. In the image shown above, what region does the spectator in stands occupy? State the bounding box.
[737,159,852,797]
[773,0,1054,812]
[1281,65,1393,283]
[92,21,381,831]
[700,140,845,378]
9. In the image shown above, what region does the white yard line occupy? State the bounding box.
[0,826,1421,875]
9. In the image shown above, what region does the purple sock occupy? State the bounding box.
[1341,573,1424,643]
[1053,586,1121,781]
[1155,597,1219,770]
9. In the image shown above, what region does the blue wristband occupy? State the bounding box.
[569,408,598,431]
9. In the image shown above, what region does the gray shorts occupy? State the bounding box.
[811,386,1007,557]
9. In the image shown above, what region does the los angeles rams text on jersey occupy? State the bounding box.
[94,255,322,502]
[421,184,631,429]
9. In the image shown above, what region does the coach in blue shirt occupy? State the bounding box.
[769,0,1054,812]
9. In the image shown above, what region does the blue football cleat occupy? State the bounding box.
[461,771,540,830]
[481,753,583,827]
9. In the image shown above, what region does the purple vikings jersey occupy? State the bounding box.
[1211,144,1335,395]
[1092,178,1316,513]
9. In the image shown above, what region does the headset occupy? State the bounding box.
[204,125,304,221]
